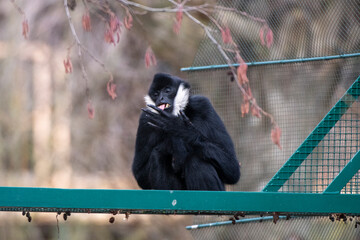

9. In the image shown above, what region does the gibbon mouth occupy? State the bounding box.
[157,103,171,110]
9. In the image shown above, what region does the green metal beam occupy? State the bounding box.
[324,151,360,194]
[1,187,360,216]
[263,76,360,192]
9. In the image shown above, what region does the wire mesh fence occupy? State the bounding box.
[186,58,360,193]
[184,0,360,238]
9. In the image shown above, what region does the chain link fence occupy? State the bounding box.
[184,0,360,238]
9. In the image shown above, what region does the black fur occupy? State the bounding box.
[132,73,240,191]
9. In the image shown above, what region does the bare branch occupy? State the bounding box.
[168,0,277,125]
[9,0,25,16]
[82,46,114,82]
[214,6,268,25]
[118,0,176,12]
[64,0,114,93]
[64,0,90,99]
[62,0,278,129]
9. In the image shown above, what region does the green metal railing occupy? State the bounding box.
[1,187,360,216]
[263,75,360,193]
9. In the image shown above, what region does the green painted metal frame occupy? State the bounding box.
[263,75,360,192]
[1,187,360,216]
[324,150,360,194]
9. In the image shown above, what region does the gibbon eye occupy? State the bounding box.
[165,87,171,93]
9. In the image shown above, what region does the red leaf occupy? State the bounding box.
[104,15,122,45]
[173,5,183,34]
[259,26,265,46]
[87,102,95,119]
[110,15,121,33]
[241,99,249,117]
[145,47,157,68]
[173,21,181,35]
[104,29,114,45]
[22,18,29,39]
[271,126,282,150]
[63,57,73,74]
[124,11,133,30]
[266,28,274,48]
[236,53,249,85]
[221,26,233,44]
[250,102,261,118]
[176,5,183,22]
[259,25,274,49]
[82,11,92,32]
[107,80,117,100]
[245,86,253,99]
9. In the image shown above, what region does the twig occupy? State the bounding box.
[63,0,277,125]
[169,1,244,94]
[169,0,276,124]
[116,0,210,14]
[214,5,268,25]
[64,0,90,99]
[64,0,114,97]
[9,0,25,16]
[82,45,114,82]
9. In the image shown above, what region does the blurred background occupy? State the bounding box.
[0,0,204,239]
[1,0,360,239]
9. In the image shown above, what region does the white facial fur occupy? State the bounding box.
[172,83,189,116]
[144,95,157,113]
[144,83,189,116]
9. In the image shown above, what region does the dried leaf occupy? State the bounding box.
[107,80,117,100]
[104,29,115,45]
[237,65,249,85]
[82,11,92,32]
[241,98,249,117]
[110,15,121,33]
[273,212,279,224]
[173,21,181,35]
[173,5,183,34]
[145,47,157,68]
[236,53,249,85]
[245,86,253,99]
[104,15,122,45]
[251,101,261,119]
[259,26,265,46]
[176,5,183,22]
[266,28,274,48]
[87,102,95,119]
[124,11,133,30]
[271,126,282,150]
[259,25,274,48]
[22,18,29,39]
[221,26,233,44]
[63,57,73,74]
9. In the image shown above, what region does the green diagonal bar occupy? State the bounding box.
[263,76,360,192]
[324,151,360,194]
